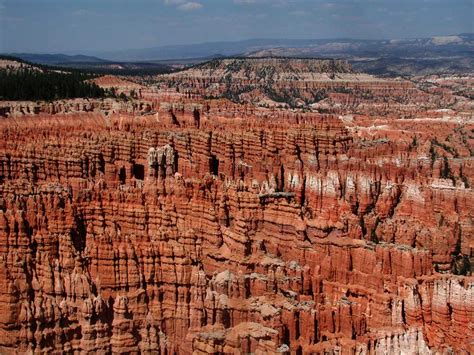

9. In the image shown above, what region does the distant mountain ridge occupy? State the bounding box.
[91,34,473,62]
[2,54,173,75]
[6,34,473,63]
[3,33,472,76]
[6,53,109,65]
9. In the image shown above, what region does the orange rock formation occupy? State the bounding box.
[0,60,472,354]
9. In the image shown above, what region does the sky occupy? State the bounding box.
[0,0,472,53]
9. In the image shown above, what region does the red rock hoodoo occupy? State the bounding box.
[0,58,472,354]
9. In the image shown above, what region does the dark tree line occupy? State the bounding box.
[0,68,107,101]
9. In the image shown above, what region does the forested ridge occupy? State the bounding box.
[0,56,107,100]
[0,68,107,101]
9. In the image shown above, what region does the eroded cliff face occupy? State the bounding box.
[0,69,473,354]
[159,58,437,111]
[0,98,155,118]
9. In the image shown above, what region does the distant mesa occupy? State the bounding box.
[161,57,402,108]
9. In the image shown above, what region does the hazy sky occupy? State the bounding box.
[1,0,472,53]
